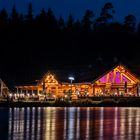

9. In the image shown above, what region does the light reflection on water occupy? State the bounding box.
[0,107,140,140]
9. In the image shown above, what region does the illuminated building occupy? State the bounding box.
[15,64,140,98]
[0,79,9,97]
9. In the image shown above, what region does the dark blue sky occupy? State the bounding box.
[0,0,140,22]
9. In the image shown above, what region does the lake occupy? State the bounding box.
[0,107,140,140]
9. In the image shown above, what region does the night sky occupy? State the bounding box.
[0,0,140,22]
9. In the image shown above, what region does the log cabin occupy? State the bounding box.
[15,63,140,99]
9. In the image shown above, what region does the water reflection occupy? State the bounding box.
[99,107,104,140]
[0,107,140,140]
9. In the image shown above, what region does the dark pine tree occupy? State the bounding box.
[124,14,136,33]
[24,2,35,44]
[73,20,81,33]
[0,8,8,27]
[81,9,94,32]
[46,8,58,33]
[35,8,47,31]
[95,2,115,27]
[37,8,47,25]
[10,5,19,25]
[58,16,65,30]
[0,9,9,50]
[9,5,21,41]
[0,8,8,42]
[25,3,34,25]
[66,14,74,31]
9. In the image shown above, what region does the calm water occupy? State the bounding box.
[0,107,140,140]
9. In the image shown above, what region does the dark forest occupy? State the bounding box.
[1,2,140,87]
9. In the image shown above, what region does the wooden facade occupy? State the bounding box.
[0,79,9,97]
[15,64,140,98]
[93,65,139,96]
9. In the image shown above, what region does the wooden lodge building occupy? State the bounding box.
[15,63,140,99]
[0,79,9,97]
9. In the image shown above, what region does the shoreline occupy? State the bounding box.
[1,97,140,107]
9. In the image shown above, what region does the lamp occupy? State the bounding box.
[68,76,74,96]
[68,76,74,82]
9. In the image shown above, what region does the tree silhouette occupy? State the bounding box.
[10,5,21,36]
[58,16,65,30]
[73,19,81,33]
[0,1,139,81]
[124,14,136,32]
[82,9,94,32]
[0,8,8,27]
[46,8,58,32]
[95,2,115,26]
[35,8,47,30]
[66,14,74,30]
[25,3,33,24]
[0,8,8,40]
[11,5,19,22]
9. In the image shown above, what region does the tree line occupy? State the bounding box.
[0,2,138,34]
[1,2,140,85]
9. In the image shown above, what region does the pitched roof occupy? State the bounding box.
[39,62,140,84]
[92,62,140,83]
[10,62,140,89]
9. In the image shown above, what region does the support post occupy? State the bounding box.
[17,88,19,94]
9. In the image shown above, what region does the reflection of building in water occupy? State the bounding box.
[135,108,140,138]
[120,108,140,140]
[0,108,9,140]
[15,64,140,98]
[85,107,90,140]
[90,107,140,140]
[8,108,46,140]
[99,107,104,140]
[114,107,118,140]
[44,107,56,140]
[63,108,78,140]
[6,107,140,140]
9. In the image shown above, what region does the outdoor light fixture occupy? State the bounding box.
[9,93,12,97]
[68,76,75,83]
[68,76,75,96]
